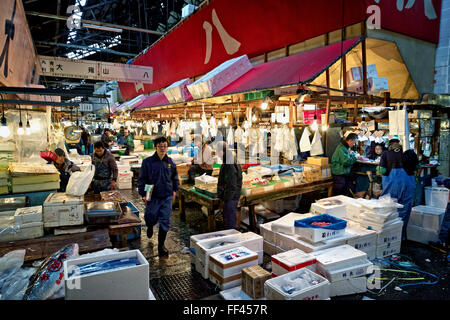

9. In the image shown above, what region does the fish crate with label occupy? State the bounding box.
[43,193,84,228]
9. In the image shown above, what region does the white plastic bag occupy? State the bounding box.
[65,164,95,196]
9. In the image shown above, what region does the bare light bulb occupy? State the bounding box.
[224,118,228,126]
[0,125,10,138]
[261,102,268,110]
[322,124,328,131]
[252,114,257,122]
[311,120,319,131]
[17,126,24,135]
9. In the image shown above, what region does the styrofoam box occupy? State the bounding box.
[117,164,131,173]
[189,229,241,257]
[14,206,43,225]
[364,248,376,261]
[195,258,209,279]
[295,223,346,244]
[43,193,84,228]
[345,221,377,252]
[0,222,44,242]
[209,246,258,279]
[310,201,346,219]
[271,212,315,235]
[346,202,363,222]
[276,231,353,253]
[330,276,367,297]
[406,224,440,244]
[271,249,317,276]
[195,235,243,279]
[376,240,401,258]
[409,205,446,231]
[238,232,263,253]
[260,222,276,244]
[376,220,403,245]
[360,217,403,233]
[220,286,265,300]
[263,240,278,256]
[359,209,399,225]
[190,251,196,265]
[316,258,373,283]
[264,268,330,300]
[312,245,368,271]
[356,198,399,214]
[64,249,149,300]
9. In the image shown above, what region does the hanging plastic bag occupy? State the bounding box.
[65,165,95,196]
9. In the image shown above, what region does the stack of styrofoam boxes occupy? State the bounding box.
[260,221,284,256]
[208,246,259,290]
[264,267,330,300]
[271,212,356,255]
[407,205,446,244]
[0,206,44,241]
[271,249,317,278]
[355,198,403,258]
[189,229,241,266]
[345,221,377,260]
[311,245,373,297]
[119,155,141,166]
[117,164,133,189]
[64,249,150,300]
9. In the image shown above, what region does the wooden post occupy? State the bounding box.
[289,99,294,128]
[342,29,347,96]
[362,37,368,96]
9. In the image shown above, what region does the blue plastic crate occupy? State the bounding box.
[294,214,347,230]
[113,202,141,242]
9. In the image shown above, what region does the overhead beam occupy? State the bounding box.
[0,86,109,98]
[26,11,164,36]
[35,41,135,57]
[0,99,80,107]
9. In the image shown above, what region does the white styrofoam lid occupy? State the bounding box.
[15,206,42,215]
[315,199,346,208]
[313,245,367,266]
[45,192,83,205]
[411,205,445,215]
[210,246,257,264]
[239,232,263,241]
[272,249,315,266]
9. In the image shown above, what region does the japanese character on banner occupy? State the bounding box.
[374,0,437,19]
[203,9,241,64]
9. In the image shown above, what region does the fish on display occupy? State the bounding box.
[23,244,79,300]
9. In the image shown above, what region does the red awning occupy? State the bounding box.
[215,37,362,96]
[134,92,170,110]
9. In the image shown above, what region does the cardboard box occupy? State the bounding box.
[241,265,271,299]
[307,157,329,167]
[64,249,149,300]
[43,193,84,228]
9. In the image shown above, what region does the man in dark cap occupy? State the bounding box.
[53,148,81,192]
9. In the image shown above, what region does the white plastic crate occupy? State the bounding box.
[376,240,401,258]
[406,224,440,244]
[264,268,330,300]
[409,205,445,232]
[425,187,449,209]
[209,246,258,279]
[329,276,367,297]
[271,249,317,276]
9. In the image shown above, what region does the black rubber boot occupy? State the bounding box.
[146,225,154,239]
[158,226,169,257]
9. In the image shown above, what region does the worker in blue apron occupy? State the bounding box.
[91,141,118,194]
[377,137,419,239]
[53,148,80,192]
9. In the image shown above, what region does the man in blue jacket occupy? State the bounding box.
[138,136,179,257]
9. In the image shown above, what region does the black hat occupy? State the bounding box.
[54,148,66,157]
